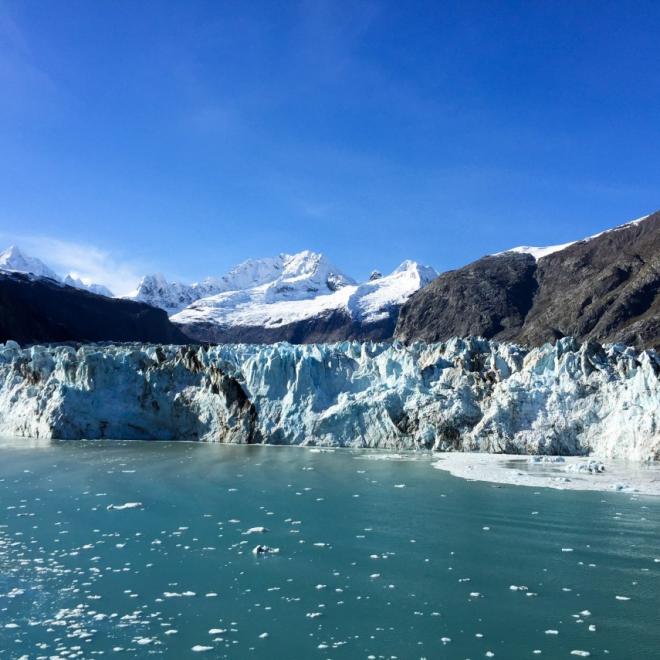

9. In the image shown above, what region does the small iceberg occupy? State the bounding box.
[252,544,279,556]
[106,502,143,511]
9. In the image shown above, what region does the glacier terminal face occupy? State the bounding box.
[0,337,658,460]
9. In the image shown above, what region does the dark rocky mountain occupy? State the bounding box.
[396,212,660,350]
[0,272,190,345]
[177,308,397,344]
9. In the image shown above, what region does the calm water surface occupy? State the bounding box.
[0,439,659,659]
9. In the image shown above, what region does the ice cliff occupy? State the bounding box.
[0,337,658,460]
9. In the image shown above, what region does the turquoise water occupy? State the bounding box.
[0,439,659,659]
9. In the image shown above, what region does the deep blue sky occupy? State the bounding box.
[1,0,659,292]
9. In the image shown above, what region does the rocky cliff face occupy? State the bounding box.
[0,272,189,345]
[396,212,660,350]
[1,337,658,460]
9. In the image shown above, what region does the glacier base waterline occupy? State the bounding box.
[0,336,658,460]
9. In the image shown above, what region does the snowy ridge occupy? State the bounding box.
[0,337,658,460]
[0,245,114,296]
[126,251,356,316]
[0,246,59,281]
[63,274,114,298]
[497,213,652,261]
[171,256,436,328]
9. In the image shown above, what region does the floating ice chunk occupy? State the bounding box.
[530,456,565,463]
[192,645,213,652]
[509,585,528,591]
[570,652,590,657]
[243,527,268,535]
[252,545,279,556]
[566,460,605,474]
[544,630,559,635]
[615,595,630,601]
[106,502,143,511]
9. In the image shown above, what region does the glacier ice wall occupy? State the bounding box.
[0,337,658,459]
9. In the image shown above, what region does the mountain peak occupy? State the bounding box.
[0,245,60,281]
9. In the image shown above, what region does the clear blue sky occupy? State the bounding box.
[1,0,658,292]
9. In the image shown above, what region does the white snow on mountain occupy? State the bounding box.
[0,246,60,281]
[126,251,357,316]
[0,245,115,296]
[63,274,114,297]
[170,255,436,329]
[497,213,651,261]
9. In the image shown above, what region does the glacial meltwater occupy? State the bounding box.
[1,439,659,659]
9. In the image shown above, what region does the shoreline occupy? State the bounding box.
[431,452,660,497]
[1,435,659,496]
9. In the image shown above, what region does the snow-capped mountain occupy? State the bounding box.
[0,246,59,281]
[171,254,437,343]
[63,274,114,298]
[0,245,114,296]
[396,211,660,350]
[125,251,355,316]
[496,214,651,261]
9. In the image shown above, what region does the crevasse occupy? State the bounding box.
[0,337,658,460]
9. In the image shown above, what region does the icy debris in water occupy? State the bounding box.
[561,548,574,552]
[566,460,605,474]
[588,625,596,632]
[440,637,451,644]
[486,652,495,658]
[393,484,406,488]
[579,610,591,616]
[259,632,269,638]
[209,628,226,635]
[106,502,142,511]
[192,645,213,652]
[570,652,590,657]
[163,591,196,598]
[613,483,636,492]
[509,585,528,591]
[306,612,322,619]
[252,545,279,556]
[615,595,630,601]
[544,630,559,635]
[243,527,268,535]
[530,456,565,463]
[205,592,218,597]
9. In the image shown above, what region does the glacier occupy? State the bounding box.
[0,337,658,460]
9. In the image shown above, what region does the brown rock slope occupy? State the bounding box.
[395,212,660,350]
[0,272,191,345]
